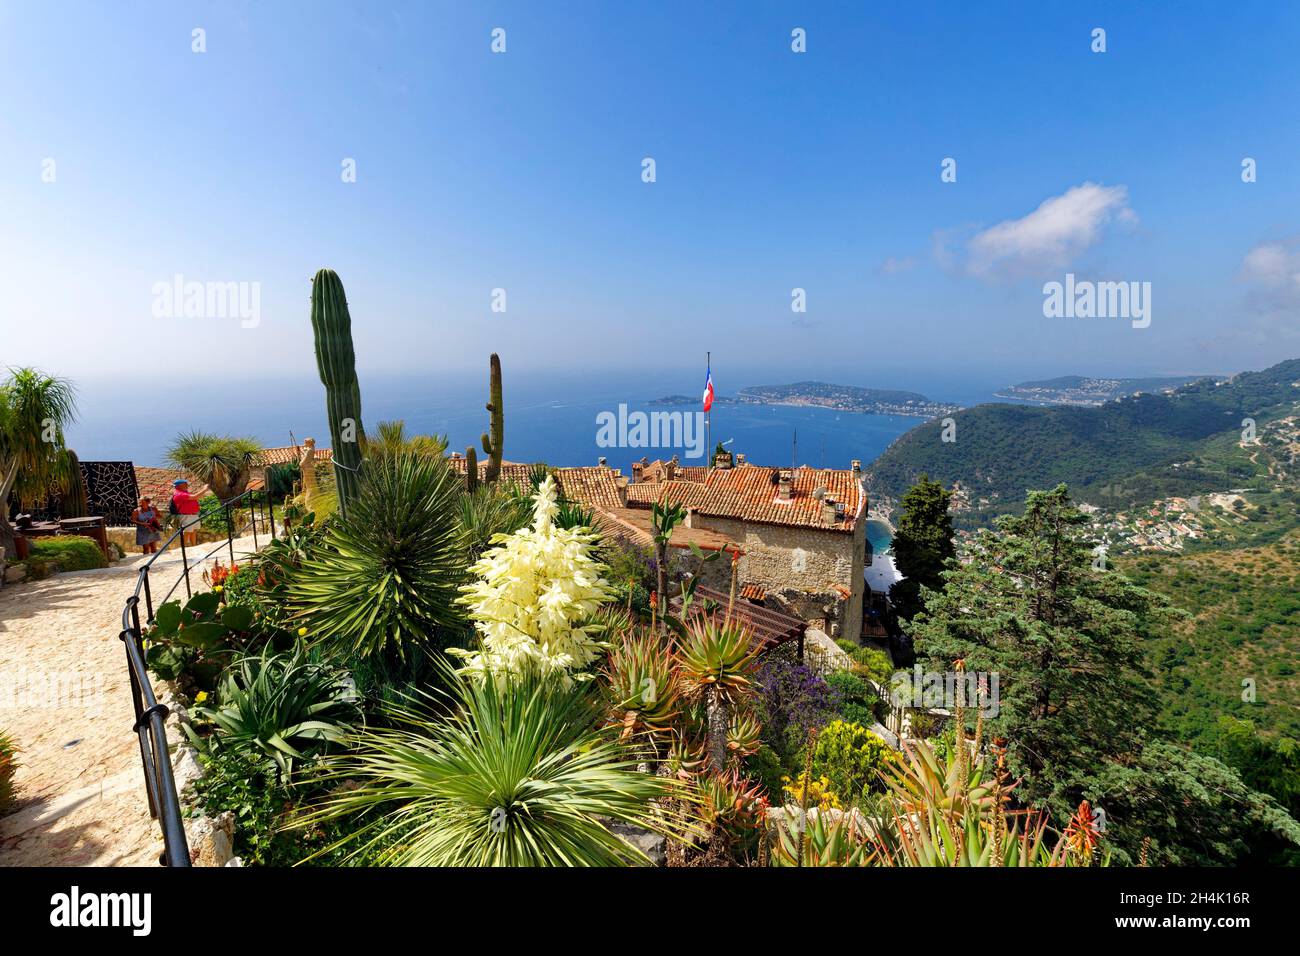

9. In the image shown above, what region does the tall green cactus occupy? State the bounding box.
[61,449,88,518]
[480,353,504,484]
[310,269,366,514]
[465,446,479,494]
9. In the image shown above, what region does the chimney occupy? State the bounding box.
[714,449,732,469]
[598,456,608,467]
[736,453,746,466]
[822,495,840,525]
[665,458,677,481]
[777,469,793,501]
[851,459,861,475]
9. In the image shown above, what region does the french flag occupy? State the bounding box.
[702,362,714,413]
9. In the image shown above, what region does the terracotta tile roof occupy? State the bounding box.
[593,506,738,553]
[626,479,711,510]
[629,464,864,533]
[446,458,626,511]
[256,444,333,466]
[133,466,209,504]
[669,586,804,650]
[554,468,625,511]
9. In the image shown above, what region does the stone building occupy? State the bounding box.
[623,460,869,639]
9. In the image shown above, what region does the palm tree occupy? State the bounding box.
[0,368,78,557]
[364,420,447,461]
[299,664,683,866]
[166,430,263,500]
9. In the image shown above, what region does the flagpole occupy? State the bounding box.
[705,351,711,467]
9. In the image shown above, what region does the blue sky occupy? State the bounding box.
[3,0,1299,390]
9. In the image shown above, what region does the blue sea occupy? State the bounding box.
[64,370,1004,494]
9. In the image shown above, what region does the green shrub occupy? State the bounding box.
[26,536,105,571]
[0,730,18,813]
[826,670,882,727]
[849,646,895,685]
[810,720,897,804]
[745,744,787,801]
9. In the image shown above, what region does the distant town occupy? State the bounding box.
[994,374,1212,407]
[652,381,961,419]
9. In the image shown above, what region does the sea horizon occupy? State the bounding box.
[64,369,1009,473]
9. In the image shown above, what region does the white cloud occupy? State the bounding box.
[962,182,1136,279]
[1240,240,1300,292]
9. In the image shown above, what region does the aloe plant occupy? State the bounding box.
[679,616,761,772]
[190,643,359,781]
[310,268,366,513]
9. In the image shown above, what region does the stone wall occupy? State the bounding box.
[700,515,866,638]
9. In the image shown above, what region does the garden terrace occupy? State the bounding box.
[668,585,804,650]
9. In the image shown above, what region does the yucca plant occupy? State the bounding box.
[286,452,467,662]
[299,664,684,866]
[456,483,531,564]
[679,616,761,772]
[190,644,359,781]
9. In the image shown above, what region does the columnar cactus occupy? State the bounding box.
[481,353,504,484]
[310,269,366,513]
[61,449,89,518]
[465,446,479,494]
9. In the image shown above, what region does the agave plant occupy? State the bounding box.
[300,664,683,866]
[678,616,761,771]
[285,452,467,662]
[191,643,359,781]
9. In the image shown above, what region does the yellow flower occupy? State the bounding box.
[193,691,209,704]
[214,585,223,593]
[298,626,308,637]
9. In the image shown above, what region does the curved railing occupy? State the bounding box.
[117,486,279,866]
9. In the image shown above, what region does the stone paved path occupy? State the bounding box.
[0,536,260,866]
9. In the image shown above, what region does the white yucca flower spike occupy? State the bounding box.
[452,475,614,683]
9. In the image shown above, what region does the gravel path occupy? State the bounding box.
[0,536,261,866]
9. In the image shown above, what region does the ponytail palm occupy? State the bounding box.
[166,430,262,500]
[0,367,78,556]
[301,665,683,866]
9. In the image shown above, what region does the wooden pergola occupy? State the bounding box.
[668,585,805,652]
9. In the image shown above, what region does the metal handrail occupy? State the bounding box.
[117,484,279,866]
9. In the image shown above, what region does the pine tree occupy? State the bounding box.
[908,485,1167,813]
[888,474,955,621]
[907,484,1300,863]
